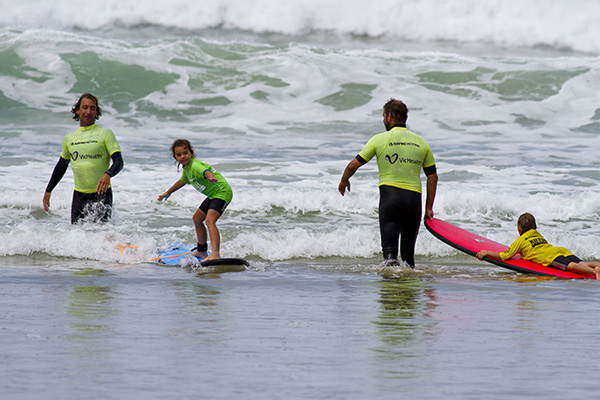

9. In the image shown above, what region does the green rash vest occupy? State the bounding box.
[60,124,121,193]
[500,229,574,267]
[181,157,233,202]
[358,127,436,193]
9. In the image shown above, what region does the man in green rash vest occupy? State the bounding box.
[338,98,438,268]
[43,93,124,224]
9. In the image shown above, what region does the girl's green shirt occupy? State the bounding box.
[181,157,233,202]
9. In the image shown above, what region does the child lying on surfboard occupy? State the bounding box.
[476,213,600,279]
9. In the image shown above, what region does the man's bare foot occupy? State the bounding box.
[594,266,600,280]
[202,253,220,262]
[191,250,208,258]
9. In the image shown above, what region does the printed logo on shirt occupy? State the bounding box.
[70,151,103,161]
[71,140,99,146]
[385,153,399,164]
[529,237,548,247]
[192,182,206,193]
[389,141,420,148]
[385,153,421,166]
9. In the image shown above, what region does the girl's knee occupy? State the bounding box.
[205,217,219,228]
[205,211,221,226]
[193,210,206,222]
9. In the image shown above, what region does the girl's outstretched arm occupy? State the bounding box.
[158,179,185,201]
[204,170,218,182]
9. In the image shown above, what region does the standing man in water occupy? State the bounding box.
[338,98,438,268]
[43,93,124,224]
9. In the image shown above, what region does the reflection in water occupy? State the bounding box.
[515,299,539,334]
[196,265,246,277]
[171,282,224,341]
[173,281,221,311]
[65,268,116,338]
[67,285,114,334]
[374,277,438,359]
[177,263,246,279]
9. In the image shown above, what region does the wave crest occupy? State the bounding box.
[2,0,600,53]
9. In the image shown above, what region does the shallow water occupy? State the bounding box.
[2,257,599,400]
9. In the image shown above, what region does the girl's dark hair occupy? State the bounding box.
[171,139,194,170]
[518,213,537,233]
[171,139,194,157]
[71,93,102,121]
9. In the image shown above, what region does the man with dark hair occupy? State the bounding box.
[43,93,124,224]
[338,98,438,267]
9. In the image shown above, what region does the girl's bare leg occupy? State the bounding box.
[192,208,208,258]
[203,209,222,261]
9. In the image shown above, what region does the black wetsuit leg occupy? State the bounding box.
[71,188,113,224]
[378,185,422,267]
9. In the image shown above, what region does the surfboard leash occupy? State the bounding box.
[115,245,138,254]
[115,244,195,262]
[148,250,194,261]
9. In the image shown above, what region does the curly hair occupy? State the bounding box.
[170,139,195,157]
[170,139,195,170]
[71,93,102,121]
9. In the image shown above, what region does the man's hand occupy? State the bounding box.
[338,180,351,196]
[97,173,111,194]
[43,191,51,212]
[425,207,434,220]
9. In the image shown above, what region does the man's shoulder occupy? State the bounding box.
[405,129,432,149]
[398,127,426,139]
[367,130,389,143]
[64,127,80,138]
[65,124,112,134]
[388,127,432,147]
[94,125,116,136]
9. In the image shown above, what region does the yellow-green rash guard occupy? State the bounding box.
[500,229,574,267]
[181,157,233,202]
[60,124,121,193]
[358,127,436,193]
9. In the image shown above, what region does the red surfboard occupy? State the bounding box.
[424,217,594,279]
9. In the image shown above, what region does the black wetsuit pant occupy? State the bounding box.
[71,188,113,224]
[379,185,421,267]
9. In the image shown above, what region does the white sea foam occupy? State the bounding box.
[2,0,600,53]
[4,154,600,262]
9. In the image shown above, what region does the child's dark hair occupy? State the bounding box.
[171,139,195,169]
[518,213,537,233]
[171,139,194,157]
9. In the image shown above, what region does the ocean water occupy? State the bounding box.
[2,1,600,399]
